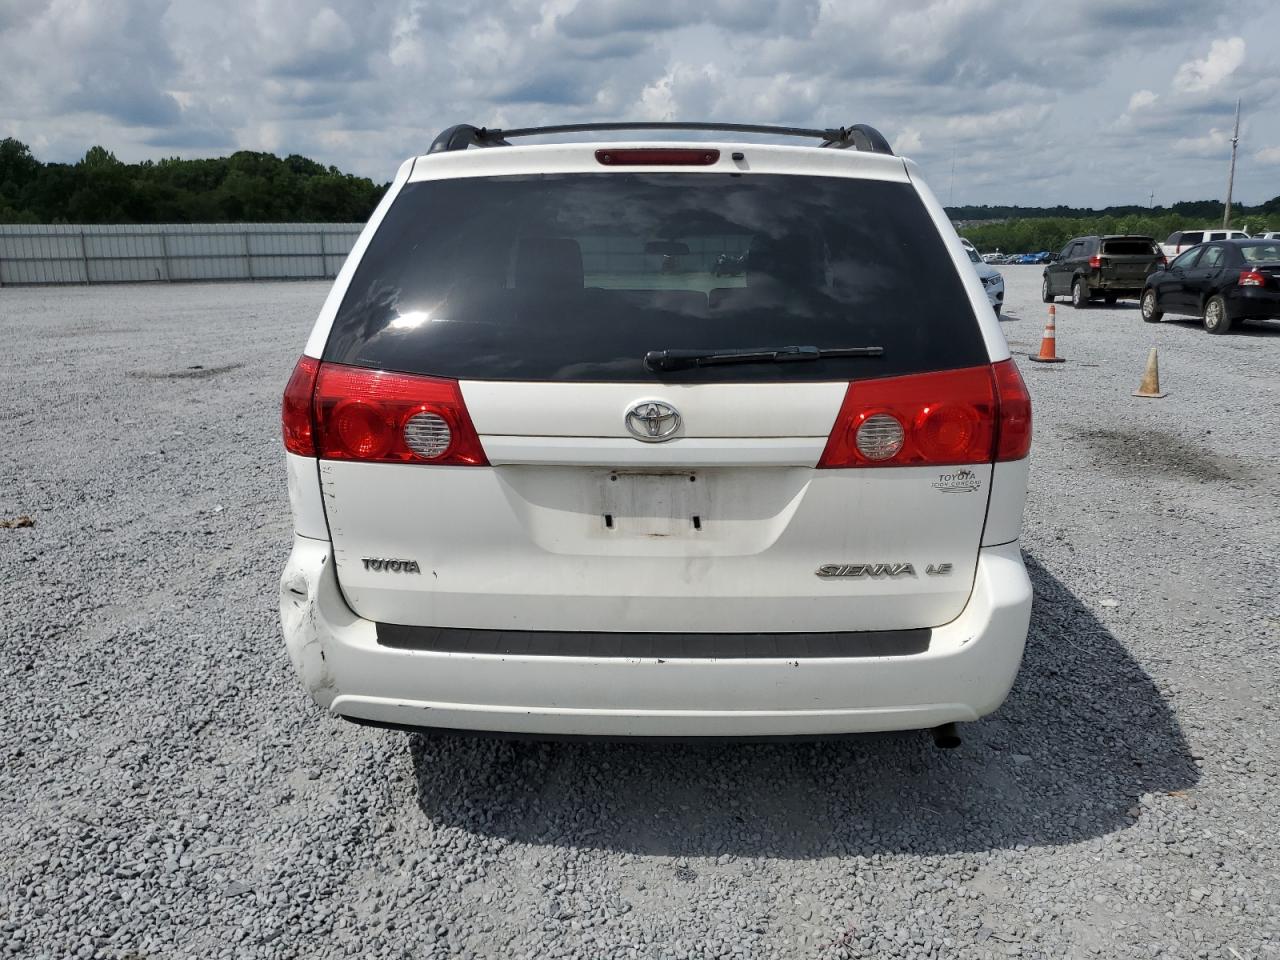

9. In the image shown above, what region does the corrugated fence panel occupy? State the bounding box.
[0,223,363,285]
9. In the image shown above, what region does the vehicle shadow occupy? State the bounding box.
[1222,318,1280,336]
[407,553,1196,857]
[1155,317,1280,337]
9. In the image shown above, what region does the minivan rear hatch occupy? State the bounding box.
[314,161,1009,634]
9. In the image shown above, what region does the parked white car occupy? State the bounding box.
[279,121,1033,744]
[965,246,1006,316]
[1161,228,1249,259]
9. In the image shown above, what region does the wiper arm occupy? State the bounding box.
[644,344,883,372]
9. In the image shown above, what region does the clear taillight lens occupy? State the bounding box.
[403,412,453,460]
[854,413,905,461]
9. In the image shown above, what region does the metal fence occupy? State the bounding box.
[0,223,364,285]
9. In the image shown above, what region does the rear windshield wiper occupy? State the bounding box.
[644,344,884,372]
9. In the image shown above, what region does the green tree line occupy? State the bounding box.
[3,135,1278,239]
[949,200,1280,254]
[0,139,387,224]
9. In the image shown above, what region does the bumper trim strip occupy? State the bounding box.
[375,623,931,659]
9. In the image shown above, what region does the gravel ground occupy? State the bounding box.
[2,267,1278,959]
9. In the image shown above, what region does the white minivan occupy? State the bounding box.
[279,122,1033,743]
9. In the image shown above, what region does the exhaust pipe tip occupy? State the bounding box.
[930,722,961,749]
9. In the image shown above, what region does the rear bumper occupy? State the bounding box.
[279,536,1032,737]
[1228,287,1280,318]
[1091,277,1146,294]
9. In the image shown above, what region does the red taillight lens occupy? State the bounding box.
[819,366,995,468]
[818,361,1031,468]
[991,358,1032,461]
[331,400,395,460]
[915,403,983,462]
[1239,269,1265,287]
[1088,254,1102,269]
[282,355,320,456]
[595,148,720,166]
[311,363,487,466]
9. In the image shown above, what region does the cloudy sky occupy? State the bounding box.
[3,0,1278,207]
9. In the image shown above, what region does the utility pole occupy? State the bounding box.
[1148,190,1155,209]
[1223,98,1241,229]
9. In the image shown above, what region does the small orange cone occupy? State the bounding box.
[1027,305,1065,363]
[1132,347,1166,398]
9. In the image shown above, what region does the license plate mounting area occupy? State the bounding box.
[600,470,710,536]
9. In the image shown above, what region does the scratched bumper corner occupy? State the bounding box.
[279,534,345,710]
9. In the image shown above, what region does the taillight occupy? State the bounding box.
[1239,269,1266,287]
[991,358,1032,461]
[282,355,320,456]
[311,363,488,466]
[1158,255,1168,268]
[1088,254,1102,269]
[818,361,1030,468]
[595,148,719,166]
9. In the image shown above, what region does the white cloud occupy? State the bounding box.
[1127,89,1158,112]
[895,127,923,154]
[1,0,1278,206]
[943,105,1050,140]
[1172,37,1245,94]
[306,8,355,56]
[1172,127,1231,158]
[1255,146,1280,165]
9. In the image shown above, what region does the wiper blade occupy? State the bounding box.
[644,344,883,372]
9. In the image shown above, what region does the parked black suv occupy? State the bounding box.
[1041,235,1164,308]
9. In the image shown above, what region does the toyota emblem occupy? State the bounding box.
[625,400,681,442]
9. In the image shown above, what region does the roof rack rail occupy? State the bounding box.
[428,121,894,156]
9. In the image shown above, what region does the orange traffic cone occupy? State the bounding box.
[1027,305,1065,364]
[1132,347,1166,398]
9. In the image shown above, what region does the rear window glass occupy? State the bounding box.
[1241,242,1280,264]
[325,173,987,383]
[1101,238,1158,256]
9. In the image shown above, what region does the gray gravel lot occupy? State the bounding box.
[2,267,1278,959]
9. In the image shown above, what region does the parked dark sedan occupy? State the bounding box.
[1140,239,1280,334]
